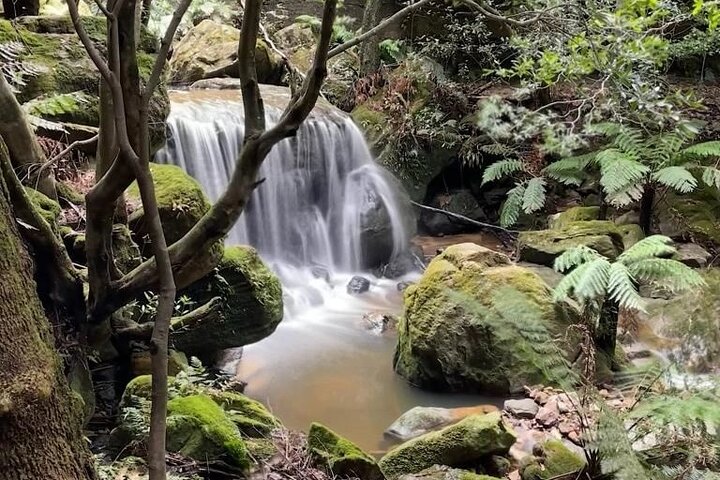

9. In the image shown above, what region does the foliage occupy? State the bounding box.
[146,0,236,36]
[0,41,42,92]
[553,235,705,313]
[294,0,355,47]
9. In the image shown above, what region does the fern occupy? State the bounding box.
[652,166,698,193]
[595,408,652,480]
[481,159,525,185]
[611,125,646,160]
[500,183,525,227]
[607,262,644,311]
[627,258,706,292]
[628,392,720,429]
[521,176,546,213]
[544,152,595,185]
[597,148,649,199]
[682,140,720,158]
[618,235,677,262]
[701,166,720,189]
[554,245,604,273]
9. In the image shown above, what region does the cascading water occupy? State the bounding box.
[156,87,493,452]
[156,88,410,274]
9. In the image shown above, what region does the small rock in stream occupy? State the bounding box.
[504,398,539,419]
[347,276,371,295]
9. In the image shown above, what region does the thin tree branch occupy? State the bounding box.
[238,0,266,136]
[411,200,518,234]
[328,0,432,58]
[66,0,114,86]
[143,0,193,104]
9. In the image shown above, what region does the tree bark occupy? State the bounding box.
[2,0,39,18]
[639,183,655,235]
[596,299,619,367]
[358,0,383,75]
[0,148,96,479]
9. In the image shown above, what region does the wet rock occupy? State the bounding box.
[397,281,414,292]
[347,275,371,295]
[380,250,424,279]
[420,190,484,236]
[385,405,502,442]
[504,399,539,419]
[310,265,331,283]
[379,412,516,480]
[308,423,383,480]
[362,312,397,335]
[675,243,711,268]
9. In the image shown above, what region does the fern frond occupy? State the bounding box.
[612,126,646,160]
[544,152,595,185]
[628,392,720,429]
[682,140,720,158]
[587,121,624,137]
[628,258,706,292]
[500,183,525,227]
[595,408,650,480]
[573,257,612,303]
[482,159,525,185]
[521,177,546,213]
[480,143,517,157]
[597,148,650,196]
[701,166,720,189]
[607,262,644,312]
[554,245,603,273]
[649,132,686,166]
[619,235,677,262]
[652,166,698,193]
[605,183,645,207]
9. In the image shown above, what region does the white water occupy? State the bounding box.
[156,89,495,451]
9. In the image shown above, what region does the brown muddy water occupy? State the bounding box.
[230,267,500,454]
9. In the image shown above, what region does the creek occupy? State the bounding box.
[157,87,497,452]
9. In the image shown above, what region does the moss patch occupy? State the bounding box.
[378,412,516,480]
[517,221,625,267]
[308,423,383,479]
[25,186,61,230]
[520,440,585,479]
[548,206,601,230]
[167,394,250,469]
[25,91,99,126]
[209,390,280,437]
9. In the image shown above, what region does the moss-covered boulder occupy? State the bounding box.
[548,206,600,230]
[209,390,281,437]
[171,245,283,360]
[169,19,284,85]
[618,224,645,249]
[378,412,516,480]
[167,394,250,469]
[307,422,383,479]
[0,17,168,146]
[520,440,585,480]
[394,243,577,393]
[399,465,501,480]
[517,221,625,267]
[659,187,720,247]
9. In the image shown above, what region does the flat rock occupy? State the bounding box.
[675,243,711,268]
[503,398,539,419]
[385,405,499,441]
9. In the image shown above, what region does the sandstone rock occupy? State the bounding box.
[385,405,499,441]
[308,423,383,480]
[675,243,711,268]
[398,465,501,480]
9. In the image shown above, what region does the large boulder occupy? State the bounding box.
[517,221,625,267]
[420,190,484,235]
[547,206,600,230]
[378,412,516,480]
[399,466,501,480]
[126,163,225,285]
[209,390,281,437]
[307,423,383,480]
[166,394,250,469]
[169,19,284,85]
[386,405,499,442]
[171,245,283,360]
[394,243,577,393]
[659,187,720,247]
[520,440,585,480]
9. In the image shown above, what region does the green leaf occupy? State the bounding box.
[500,184,525,227]
[619,235,677,262]
[682,140,720,158]
[701,166,720,188]
[607,262,644,312]
[628,258,706,292]
[652,166,698,193]
[482,159,525,185]
[597,148,650,196]
[554,245,603,273]
[521,177,547,213]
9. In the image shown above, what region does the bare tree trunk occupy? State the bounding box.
[0,146,96,480]
[0,74,56,199]
[359,0,383,75]
[639,183,655,235]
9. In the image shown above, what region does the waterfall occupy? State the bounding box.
[156,88,411,274]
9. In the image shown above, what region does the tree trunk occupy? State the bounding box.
[639,183,655,235]
[359,0,383,75]
[2,0,39,18]
[596,300,619,367]
[0,149,96,479]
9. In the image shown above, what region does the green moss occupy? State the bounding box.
[209,390,280,437]
[112,224,141,273]
[378,412,516,480]
[521,440,585,479]
[396,243,573,392]
[244,438,276,461]
[127,163,210,245]
[517,220,625,266]
[25,187,61,230]
[221,246,283,319]
[549,206,601,230]
[618,223,645,249]
[25,91,99,126]
[308,423,382,480]
[664,188,720,246]
[167,394,250,469]
[56,181,85,205]
[119,375,154,410]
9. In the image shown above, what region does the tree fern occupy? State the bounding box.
[618,235,677,262]
[652,166,697,193]
[544,152,595,185]
[481,159,525,185]
[597,148,649,202]
[701,166,720,189]
[627,258,705,292]
[607,262,644,311]
[682,140,720,158]
[521,177,546,213]
[554,245,604,273]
